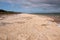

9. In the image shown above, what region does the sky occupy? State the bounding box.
[0,0,60,13]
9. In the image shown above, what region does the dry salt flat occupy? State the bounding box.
[0,13,60,40]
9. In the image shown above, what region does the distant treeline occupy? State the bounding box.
[0,9,60,15]
[0,9,22,14]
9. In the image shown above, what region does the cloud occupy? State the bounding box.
[0,0,60,10]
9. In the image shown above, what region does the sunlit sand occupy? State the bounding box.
[0,13,60,40]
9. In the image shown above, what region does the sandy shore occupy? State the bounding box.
[0,13,60,40]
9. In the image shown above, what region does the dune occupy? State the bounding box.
[0,13,60,40]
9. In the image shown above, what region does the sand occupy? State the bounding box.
[0,13,60,40]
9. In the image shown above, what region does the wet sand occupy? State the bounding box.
[0,13,60,40]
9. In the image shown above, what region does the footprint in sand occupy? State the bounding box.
[41,24,48,26]
[21,17,33,20]
[0,16,5,20]
[0,22,13,26]
[16,21,26,24]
